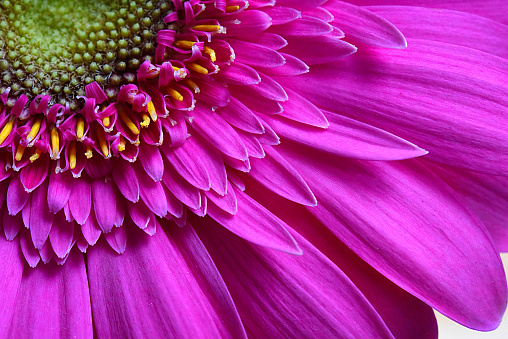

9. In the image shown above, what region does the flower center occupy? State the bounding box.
[0,0,172,109]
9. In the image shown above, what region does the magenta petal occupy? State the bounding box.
[194,216,394,338]
[134,166,168,218]
[204,182,237,215]
[281,145,507,330]
[0,236,24,337]
[112,160,139,203]
[138,143,164,182]
[7,177,30,216]
[324,0,406,48]
[190,104,249,161]
[9,249,93,338]
[87,223,246,338]
[104,225,127,254]
[20,155,49,193]
[208,186,301,254]
[249,145,317,206]
[29,181,55,249]
[227,40,285,68]
[69,178,92,225]
[281,36,357,65]
[20,228,40,267]
[49,212,75,259]
[287,40,508,174]
[47,169,72,214]
[367,6,508,59]
[162,163,202,210]
[92,179,118,233]
[270,15,333,37]
[424,161,508,252]
[264,112,427,160]
[3,207,22,241]
[81,213,102,246]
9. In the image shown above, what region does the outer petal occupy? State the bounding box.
[8,249,93,338]
[283,40,508,174]
[87,223,246,338]
[279,144,507,330]
[193,215,395,338]
[0,236,24,337]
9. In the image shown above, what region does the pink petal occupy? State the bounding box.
[47,170,72,214]
[194,215,395,338]
[92,179,118,233]
[49,212,75,259]
[112,159,140,203]
[9,249,93,338]
[208,186,301,254]
[69,178,92,225]
[29,181,54,249]
[87,223,246,338]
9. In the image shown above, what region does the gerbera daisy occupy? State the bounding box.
[0,0,506,337]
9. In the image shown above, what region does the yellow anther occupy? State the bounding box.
[96,126,109,157]
[76,117,85,139]
[118,107,140,135]
[147,100,157,121]
[140,113,151,128]
[51,127,60,157]
[226,5,240,12]
[69,142,77,170]
[15,144,25,161]
[166,87,184,102]
[85,145,93,159]
[118,136,126,152]
[26,117,42,142]
[29,148,42,163]
[187,63,208,75]
[184,79,200,93]
[102,116,111,128]
[203,46,217,62]
[192,24,221,32]
[0,119,14,145]
[174,40,196,49]
[172,66,181,72]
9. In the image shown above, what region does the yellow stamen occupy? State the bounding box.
[203,46,217,62]
[85,145,93,159]
[96,126,109,157]
[174,40,196,49]
[192,24,221,32]
[29,148,43,163]
[118,106,140,135]
[51,127,59,157]
[172,66,181,72]
[147,100,157,121]
[102,116,111,128]
[69,141,77,170]
[166,87,184,102]
[15,144,25,162]
[187,63,208,75]
[0,119,14,145]
[140,113,151,128]
[184,79,200,93]
[76,117,85,139]
[226,5,240,12]
[26,117,42,142]
[118,136,126,152]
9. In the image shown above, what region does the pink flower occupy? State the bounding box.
[0,0,506,337]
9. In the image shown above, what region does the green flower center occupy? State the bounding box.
[0,0,172,109]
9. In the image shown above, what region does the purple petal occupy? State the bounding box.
[87,223,246,338]
[29,180,55,249]
[92,179,118,233]
[69,178,92,225]
[112,159,140,203]
[20,155,49,193]
[280,145,507,330]
[0,236,24,337]
[47,169,72,214]
[7,177,29,216]
[208,186,302,254]
[49,212,75,259]
[104,225,127,254]
[249,145,317,206]
[138,143,164,182]
[9,249,93,338]
[194,215,395,338]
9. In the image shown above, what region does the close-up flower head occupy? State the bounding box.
[0,0,507,337]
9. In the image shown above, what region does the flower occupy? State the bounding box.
[0,0,507,337]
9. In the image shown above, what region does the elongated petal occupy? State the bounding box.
[208,186,301,254]
[194,215,395,338]
[284,40,508,174]
[0,236,24,337]
[87,223,246,338]
[8,250,93,338]
[280,144,507,330]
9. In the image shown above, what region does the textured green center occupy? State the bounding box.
[0,0,172,108]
